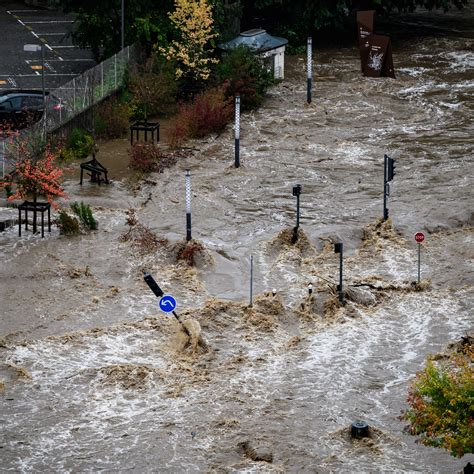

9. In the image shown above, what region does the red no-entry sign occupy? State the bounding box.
[415,232,425,243]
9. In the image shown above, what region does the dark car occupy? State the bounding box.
[0,90,66,131]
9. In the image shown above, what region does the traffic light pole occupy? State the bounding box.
[383,154,396,221]
[383,154,388,221]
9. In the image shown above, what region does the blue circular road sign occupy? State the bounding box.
[159,295,177,313]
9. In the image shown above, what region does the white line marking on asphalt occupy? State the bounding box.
[17,19,26,26]
[27,58,94,62]
[51,45,78,49]
[23,21,74,24]
[35,71,40,76]
[8,10,41,12]
[0,74,77,77]
[41,33,68,35]
[7,77,17,87]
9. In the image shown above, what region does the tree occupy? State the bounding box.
[240,0,468,44]
[158,0,219,81]
[60,0,174,61]
[6,147,67,209]
[405,340,473,458]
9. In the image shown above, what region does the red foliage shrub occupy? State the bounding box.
[169,86,233,148]
[129,143,162,173]
[129,143,178,173]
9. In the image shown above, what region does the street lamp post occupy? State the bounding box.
[24,44,46,137]
[121,0,125,50]
[24,43,46,235]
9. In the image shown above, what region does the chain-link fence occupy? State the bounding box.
[1,45,135,178]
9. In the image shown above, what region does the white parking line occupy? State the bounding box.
[40,33,68,35]
[51,45,78,49]
[0,74,77,77]
[8,9,40,12]
[23,21,74,24]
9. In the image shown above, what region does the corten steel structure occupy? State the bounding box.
[130,121,160,146]
[357,11,395,78]
[18,200,51,238]
[80,152,109,185]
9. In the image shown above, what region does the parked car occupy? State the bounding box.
[0,90,67,131]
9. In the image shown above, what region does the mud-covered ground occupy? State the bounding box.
[1,5,473,472]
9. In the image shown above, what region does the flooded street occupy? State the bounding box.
[1,5,473,472]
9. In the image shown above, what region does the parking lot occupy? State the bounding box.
[0,2,96,91]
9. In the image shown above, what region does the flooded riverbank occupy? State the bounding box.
[1,5,473,472]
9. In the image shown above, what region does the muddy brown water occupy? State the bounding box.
[1,6,473,472]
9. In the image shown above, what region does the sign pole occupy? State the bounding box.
[249,255,253,308]
[143,272,190,336]
[417,242,421,284]
[414,232,425,284]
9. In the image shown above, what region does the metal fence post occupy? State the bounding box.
[73,78,76,113]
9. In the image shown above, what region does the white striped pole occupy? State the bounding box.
[307,37,312,104]
[235,94,240,168]
[185,169,192,241]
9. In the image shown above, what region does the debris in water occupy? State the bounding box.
[98,364,163,390]
[173,238,214,267]
[361,218,406,251]
[267,227,316,261]
[238,441,273,463]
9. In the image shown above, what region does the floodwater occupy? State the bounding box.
[1,5,473,472]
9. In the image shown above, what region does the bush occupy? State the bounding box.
[129,143,161,173]
[57,210,80,236]
[94,99,130,139]
[215,45,274,110]
[169,86,233,148]
[405,343,473,457]
[120,208,168,254]
[71,201,98,230]
[68,128,94,159]
[128,143,177,173]
[128,56,178,121]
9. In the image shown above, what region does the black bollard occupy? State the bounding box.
[351,420,369,438]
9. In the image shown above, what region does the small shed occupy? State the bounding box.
[218,29,288,79]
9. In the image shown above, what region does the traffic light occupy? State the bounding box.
[292,184,302,197]
[387,156,396,181]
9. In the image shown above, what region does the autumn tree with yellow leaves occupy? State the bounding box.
[159,0,218,81]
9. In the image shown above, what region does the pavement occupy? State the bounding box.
[0,1,96,91]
